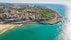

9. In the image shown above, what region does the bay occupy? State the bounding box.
[0,4,66,40]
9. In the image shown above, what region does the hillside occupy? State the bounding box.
[0,3,62,24]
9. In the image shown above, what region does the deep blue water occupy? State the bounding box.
[0,4,66,40]
[32,4,66,16]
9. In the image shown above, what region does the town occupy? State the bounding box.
[0,3,61,24]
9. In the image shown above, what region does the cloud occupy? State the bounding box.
[0,0,70,3]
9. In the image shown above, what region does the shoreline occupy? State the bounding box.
[0,20,61,35]
[0,13,62,34]
[0,24,21,34]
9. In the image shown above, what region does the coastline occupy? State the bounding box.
[0,13,62,35]
[0,4,62,35]
[0,18,61,35]
[0,24,21,34]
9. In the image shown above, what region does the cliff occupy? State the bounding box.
[0,3,62,25]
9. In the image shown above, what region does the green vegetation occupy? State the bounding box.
[0,4,56,18]
[17,9,22,12]
[0,3,60,24]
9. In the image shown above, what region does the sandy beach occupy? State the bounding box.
[0,24,20,34]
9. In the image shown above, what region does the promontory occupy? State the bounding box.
[0,3,62,25]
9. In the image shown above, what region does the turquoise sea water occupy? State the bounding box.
[0,24,62,40]
[0,4,66,40]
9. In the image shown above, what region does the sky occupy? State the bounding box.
[0,0,70,3]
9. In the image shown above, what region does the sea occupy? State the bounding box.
[0,4,66,40]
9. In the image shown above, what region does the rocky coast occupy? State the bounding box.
[0,3,62,34]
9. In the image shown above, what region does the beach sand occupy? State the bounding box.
[0,24,20,34]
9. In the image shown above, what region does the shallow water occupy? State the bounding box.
[0,24,62,40]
